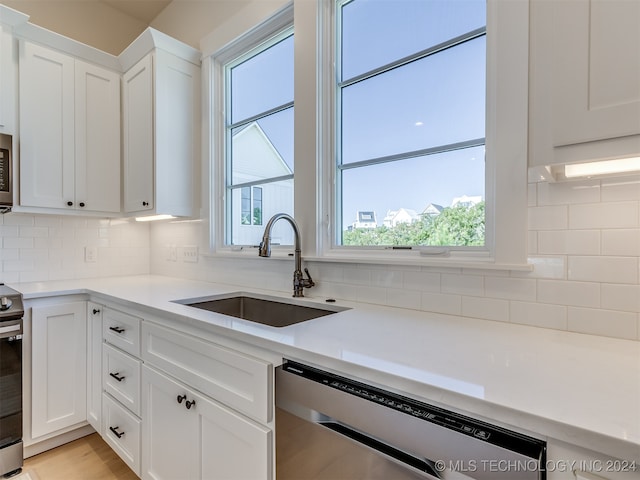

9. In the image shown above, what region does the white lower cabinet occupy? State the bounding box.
[546,440,640,480]
[31,301,87,439]
[141,365,272,480]
[103,392,142,475]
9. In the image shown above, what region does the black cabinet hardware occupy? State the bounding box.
[109,426,125,438]
[109,326,125,334]
[109,372,125,382]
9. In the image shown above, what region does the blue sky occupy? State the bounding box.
[230,0,486,228]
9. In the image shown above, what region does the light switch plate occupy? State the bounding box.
[85,246,98,263]
[183,245,198,263]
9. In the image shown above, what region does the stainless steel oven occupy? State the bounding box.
[276,360,546,480]
[0,285,24,477]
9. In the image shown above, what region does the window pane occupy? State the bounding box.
[241,187,251,225]
[230,35,294,123]
[341,0,486,80]
[339,147,485,246]
[341,36,485,164]
[253,186,263,225]
[230,107,294,185]
[230,179,294,246]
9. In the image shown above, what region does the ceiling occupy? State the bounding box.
[99,0,172,24]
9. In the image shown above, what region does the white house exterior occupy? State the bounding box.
[382,208,419,227]
[351,211,377,229]
[230,122,294,246]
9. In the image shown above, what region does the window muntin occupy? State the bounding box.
[224,31,294,246]
[335,0,487,249]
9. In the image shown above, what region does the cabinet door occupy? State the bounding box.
[31,301,87,438]
[123,54,154,214]
[529,0,640,166]
[0,23,15,133]
[87,302,103,433]
[19,41,75,209]
[75,61,121,213]
[142,365,272,480]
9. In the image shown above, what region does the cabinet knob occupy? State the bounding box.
[177,394,187,404]
[79,202,85,207]
[109,426,125,439]
[67,201,73,207]
[92,308,100,315]
[142,201,149,207]
[185,399,196,410]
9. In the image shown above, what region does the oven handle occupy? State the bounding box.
[316,419,444,480]
[0,320,22,339]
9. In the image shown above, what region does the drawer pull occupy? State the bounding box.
[177,394,187,404]
[109,326,125,334]
[185,399,196,410]
[109,426,125,439]
[109,372,125,382]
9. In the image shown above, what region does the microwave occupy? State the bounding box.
[0,134,12,209]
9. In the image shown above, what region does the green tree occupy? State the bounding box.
[342,202,484,247]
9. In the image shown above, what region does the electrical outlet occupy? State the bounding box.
[85,246,98,263]
[167,245,177,262]
[183,245,198,263]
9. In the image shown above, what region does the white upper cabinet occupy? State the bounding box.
[121,29,200,218]
[529,0,640,166]
[19,41,121,213]
[0,6,27,134]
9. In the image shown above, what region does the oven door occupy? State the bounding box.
[0,319,22,449]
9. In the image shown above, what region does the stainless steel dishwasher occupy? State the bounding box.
[276,360,546,480]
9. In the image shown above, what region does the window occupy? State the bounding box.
[335,0,487,249]
[209,0,529,267]
[222,27,294,246]
[241,186,263,226]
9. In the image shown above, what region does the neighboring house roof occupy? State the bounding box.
[232,122,292,183]
[422,203,444,215]
[383,208,419,226]
[451,195,482,207]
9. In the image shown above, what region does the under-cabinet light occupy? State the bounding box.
[564,157,640,178]
[135,214,176,222]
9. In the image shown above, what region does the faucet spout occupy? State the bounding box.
[259,213,314,297]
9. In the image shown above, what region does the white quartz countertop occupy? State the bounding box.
[12,274,640,463]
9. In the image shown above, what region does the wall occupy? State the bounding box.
[0,213,150,283]
[150,175,640,342]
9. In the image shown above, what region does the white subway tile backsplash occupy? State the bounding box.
[528,205,568,230]
[485,276,536,302]
[601,284,640,313]
[537,280,600,308]
[442,273,484,296]
[537,179,600,205]
[402,271,440,292]
[420,292,461,316]
[601,229,640,256]
[568,307,638,340]
[538,230,600,255]
[568,256,638,284]
[600,175,640,202]
[569,201,639,229]
[461,296,509,322]
[510,301,568,330]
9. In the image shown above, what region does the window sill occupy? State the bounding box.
[205,248,532,272]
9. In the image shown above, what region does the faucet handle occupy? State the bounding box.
[303,268,315,288]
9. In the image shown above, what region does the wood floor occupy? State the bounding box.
[22,433,138,480]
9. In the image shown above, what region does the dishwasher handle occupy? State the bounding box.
[318,420,443,480]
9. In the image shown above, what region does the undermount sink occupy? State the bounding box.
[173,292,349,327]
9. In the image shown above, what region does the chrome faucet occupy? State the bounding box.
[259,213,315,297]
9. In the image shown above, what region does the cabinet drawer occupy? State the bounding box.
[142,322,272,423]
[103,308,141,357]
[103,393,141,477]
[103,343,141,416]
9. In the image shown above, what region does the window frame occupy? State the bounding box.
[208,0,530,270]
[209,5,295,254]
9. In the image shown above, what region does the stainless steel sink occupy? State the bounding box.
[173,292,349,327]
